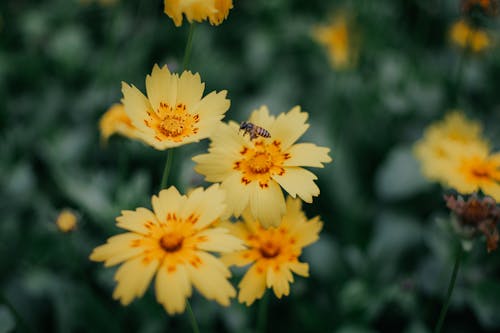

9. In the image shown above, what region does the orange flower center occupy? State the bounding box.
[145,102,199,142]
[159,232,184,252]
[259,240,281,258]
[233,140,291,189]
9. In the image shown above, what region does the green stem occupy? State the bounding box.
[186,300,201,333]
[0,293,32,333]
[256,291,269,333]
[159,148,174,190]
[434,243,464,333]
[182,23,196,70]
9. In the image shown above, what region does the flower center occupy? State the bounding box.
[233,140,291,188]
[145,102,199,142]
[249,152,273,174]
[160,115,185,137]
[159,232,184,252]
[259,240,281,258]
[472,167,490,179]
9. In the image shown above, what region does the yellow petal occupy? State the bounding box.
[186,251,236,306]
[221,172,251,217]
[196,228,245,253]
[176,71,204,108]
[249,181,286,227]
[284,143,332,167]
[116,208,158,235]
[181,184,225,229]
[266,264,291,298]
[269,106,309,150]
[121,82,154,134]
[191,90,230,118]
[221,250,256,267]
[145,64,177,113]
[112,256,159,305]
[238,263,267,306]
[155,262,192,315]
[481,182,500,202]
[248,105,275,130]
[152,187,185,222]
[288,261,309,277]
[89,233,143,267]
[292,216,323,248]
[272,167,319,203]
[193,152,236,182]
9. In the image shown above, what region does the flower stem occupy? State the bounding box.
[256,291,269,333]
[159,148,174,190]
[434,243,464,333]
[186,300,201,333]
[182,23,196,70]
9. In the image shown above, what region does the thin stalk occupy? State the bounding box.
[159,148,174,190]
[186,300,201,333]
[256,292,270,333]
[434,243,464,333]
[182,23,196,70]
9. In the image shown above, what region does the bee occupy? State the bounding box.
[239,121,271,140]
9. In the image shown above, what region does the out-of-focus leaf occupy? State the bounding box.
[469,279,500,329]
[0,305,15,333]
[375,145,430,200]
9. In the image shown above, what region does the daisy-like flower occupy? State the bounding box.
[442,144,500,201]
[99,103,140,143]
[312,14,357,69]
[221,196,323,305]
[450,19,491,52]
[121,64,230,150]
[164,0,233,27]
[414,111,489,183]
[89,185,245,315]
[193,106,332,227]
[56,209,77,233]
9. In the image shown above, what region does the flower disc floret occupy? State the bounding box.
[193,105,332,227]
[89,185,244,315]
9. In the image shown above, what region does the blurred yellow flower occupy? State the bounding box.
[121,64,230,150]
[99,103,140,143]
[90,185,244,315]
[221,197,322,305]
[164,0,233,27]
[442,144,500,200]
[193,106,332,227]
[450,19,491,52]
[313,15,356,69]
[414,111,490,183]
[56,209,77,233]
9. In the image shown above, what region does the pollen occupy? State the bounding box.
[160,232,184,252]
[145,102,200,143]
[260,240,281,258]
[234,139,289,186]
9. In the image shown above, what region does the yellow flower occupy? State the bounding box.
[193,105,332,227]
[99,103,140,143]
[450,19,491,52]
[89,185,244,315]
[56,209,77,233]
[442,144,500,200]
[121,64,230,150]
[164,0,233,27]
[221,197,323,305]
[312,15,356,69]
[414,111,489,183]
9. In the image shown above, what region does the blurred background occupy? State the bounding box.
[2,0,500,332]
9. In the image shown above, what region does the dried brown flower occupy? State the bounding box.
[445,193,500,252]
